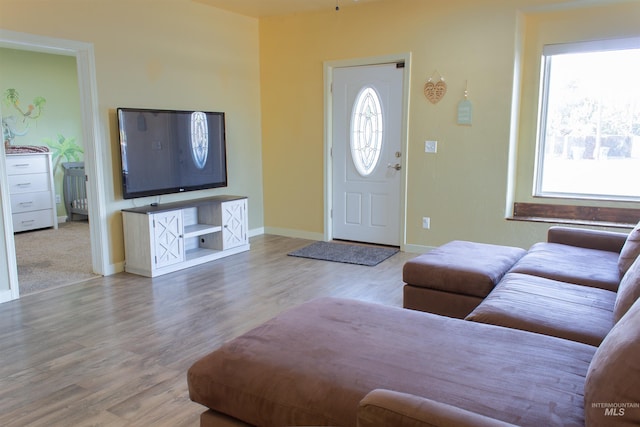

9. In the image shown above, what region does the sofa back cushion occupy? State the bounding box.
[618,220,640,276]
[614,256,640,323]
[585,297,640,425]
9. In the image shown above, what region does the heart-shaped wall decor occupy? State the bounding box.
[424,79,447,104]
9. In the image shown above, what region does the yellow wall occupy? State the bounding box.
[0,0,264,269]
[0,48,83,218]
[260,0,640,249]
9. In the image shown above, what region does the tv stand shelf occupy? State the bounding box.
[184,224,222,238]
[122,195,249,277]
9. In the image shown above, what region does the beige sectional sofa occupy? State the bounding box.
[463,225,639,346]
[402,226,632,319]
[403,225,640,346]
[187,222,640,426]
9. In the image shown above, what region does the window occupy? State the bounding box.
[536,38,640,201]
[350,86,383,177]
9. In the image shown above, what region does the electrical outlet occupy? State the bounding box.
[422,217,431,229]
[425,140,437,153]
[55,194,61,204]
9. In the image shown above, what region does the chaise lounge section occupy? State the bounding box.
[188,296,640,426]
[187,222,640,426]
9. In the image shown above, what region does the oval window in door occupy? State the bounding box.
[350,86,383,177]
[190,111,209,169]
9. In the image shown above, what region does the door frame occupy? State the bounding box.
[323,53,411,249]
[0,29,109,302]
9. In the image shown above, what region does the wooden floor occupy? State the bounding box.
[0,234,416,426]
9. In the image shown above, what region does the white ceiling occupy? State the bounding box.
[193,0,389,18]
[195,0,639,17]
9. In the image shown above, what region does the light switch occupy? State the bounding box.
[425,140,437,153]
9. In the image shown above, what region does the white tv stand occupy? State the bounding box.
[122,195,249,277]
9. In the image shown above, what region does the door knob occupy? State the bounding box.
[387,163,401,171]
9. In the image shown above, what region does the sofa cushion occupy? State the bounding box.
[402,240,525,298]
[584,298,640,425]
[618,220,640,276]
[509,242,620,291]
[188,297,595,427]
[613,256,640,323]
[466,273,616,346]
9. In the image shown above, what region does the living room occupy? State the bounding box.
[1,0,639,292]
[1,0,640,425]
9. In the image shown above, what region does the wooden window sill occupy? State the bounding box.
[510,203,640,229]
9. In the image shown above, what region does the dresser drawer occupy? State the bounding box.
[12,210,54,232]
[10,191,54,214]
[8,173,51,194]
[6,154,49,175]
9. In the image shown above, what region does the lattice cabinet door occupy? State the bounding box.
[151,210,184,268]
[221,198,248,250]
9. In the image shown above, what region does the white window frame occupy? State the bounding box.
[534,37,640,201]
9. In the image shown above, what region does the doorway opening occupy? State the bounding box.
[1,49,95,295]
[0,29,107,302]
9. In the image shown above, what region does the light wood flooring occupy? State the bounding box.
[0,234,416,427]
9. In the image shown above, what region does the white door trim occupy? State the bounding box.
[0,29,109,301]
[0,150,18,302]
[323,53,411,250]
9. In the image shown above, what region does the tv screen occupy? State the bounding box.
[117,107,227,199]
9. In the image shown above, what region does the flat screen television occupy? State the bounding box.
[117,107,227,199]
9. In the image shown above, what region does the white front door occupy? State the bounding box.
[332,63,404,246]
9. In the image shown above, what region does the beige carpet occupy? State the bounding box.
[14,221,99,295]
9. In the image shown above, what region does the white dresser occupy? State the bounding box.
[7,153,58,232]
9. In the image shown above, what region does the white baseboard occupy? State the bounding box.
[263,227,324,241]
[402,243,435,254]
[263,228,436,253]
[105,261,125,275]
[249,227,265,238]
[0,289,18,303]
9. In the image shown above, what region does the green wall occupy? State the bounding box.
[0,48,83,218]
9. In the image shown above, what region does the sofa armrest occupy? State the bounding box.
[547,226,628,253]
[357,389,517,427]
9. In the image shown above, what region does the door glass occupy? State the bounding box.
[350,86,383,176]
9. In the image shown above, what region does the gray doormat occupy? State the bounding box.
[288,241,399,266]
